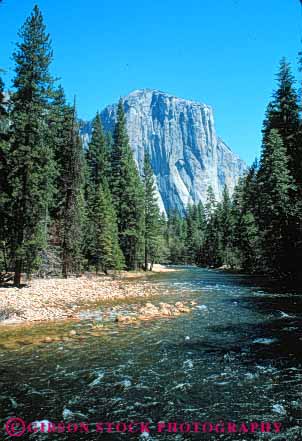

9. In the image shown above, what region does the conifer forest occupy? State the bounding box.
[1,4,302,441]
[1,5,302,287]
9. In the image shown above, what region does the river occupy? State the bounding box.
[0,267,301,440]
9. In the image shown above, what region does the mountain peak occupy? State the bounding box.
[82,90,246,214]
[125,88,211,109]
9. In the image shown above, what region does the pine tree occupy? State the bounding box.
[60,102,85,277]
[0,76,6,121]
[166,210,187,264]
[204,186,217,221]
[194,202,207,265]
[84,111,122,271]
[48,85,68,219]
[202,210,222,268]
[259,59,302,278]
[202,188,221,267]
[292,50,302,278]
[257,129,296,275]
[218,186,233,266]
[86,112,109,187]
[8,5,55,286]
[89,181,124,273]
[265,59,300,180]
[185,205,198,263]
[157,213,170,263]
[142,152,161,270]
[110,99,145,270]
[46,88,86,276]
[229,171,261,272]
[185,203,206,264]
[0,75,10,281]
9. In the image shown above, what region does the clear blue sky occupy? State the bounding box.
[1,0,301,165]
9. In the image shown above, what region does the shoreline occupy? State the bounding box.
[0,265,181,326]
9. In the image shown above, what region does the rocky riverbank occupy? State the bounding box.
[115,300,197,323]
[0,266,182,325]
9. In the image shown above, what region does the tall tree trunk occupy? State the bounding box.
[150,259,154,272]
[62,248,68,278]
[144,244,148,271]
[14,259,22,287]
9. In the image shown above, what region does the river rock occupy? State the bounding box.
[159,308,173,316]
[43,337,53,343]
[139,303,159,316]
[175,301,185,308]
[115,315,135,323]
[177,306,190,313]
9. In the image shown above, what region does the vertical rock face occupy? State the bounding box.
[86,89,246,214]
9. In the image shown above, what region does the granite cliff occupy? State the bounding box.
[82,89,246,214]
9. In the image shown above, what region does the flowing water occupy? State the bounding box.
[0,267,301,440]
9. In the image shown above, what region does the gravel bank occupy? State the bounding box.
[0,269,173,325]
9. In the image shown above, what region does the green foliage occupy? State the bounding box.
[86,112,110,187]
[110,99,145,270]
[142,153,162,270]
[165,210,187,264]
[8,5,56,285]
[257,129,296,274]
[87,181,124,273]
[185,203,206,264]
[167,56,302,281]
[264,59,299,180]
[2,6,302,285]
[60,104,86,277]
[216,187,233,266]
[0,75,10,280]
[48,86,70,217]
[83,111,125,273]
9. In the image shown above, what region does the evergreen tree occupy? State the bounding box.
[0,76,6,122]
[0,75,10,280]
[202,188,221,267]
[229,171,261,272]
[8,5,55,286]
[60,102,85,277]
[110,99,145,269]
[166,210,187,264]
[292,50,302,277]
[259,59,302,278]
[265,59,300,180]
[86,112,109,187]
[257,129,296,275]
[202,210,222,268]
[88,181,124,273]
[142,152,161,270]
[185,203,206,264]
[218,186,233,265]
[83,110,126,273]
[194,202,207,265]
[106,131,114,152]
[204,186,217,221]
[46,88,86,276]
[156,213,170,264]
[48,85,68,220]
